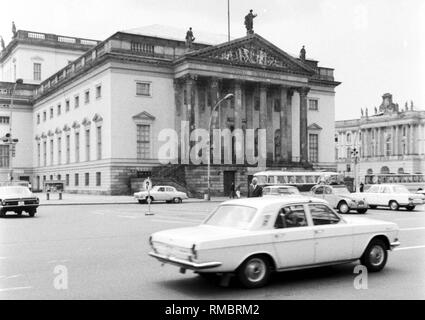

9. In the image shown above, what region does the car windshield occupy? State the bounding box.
[0,187,32,196]
[264,187,299,195]
[333,186,350,195]
[393,185,409,193]
[203,205,257,230]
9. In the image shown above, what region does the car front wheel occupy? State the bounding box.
[338,202,350,214]
[389,201,399,211]
[173,197,182,204]
[360,239,388,272]
[237,256,271,289]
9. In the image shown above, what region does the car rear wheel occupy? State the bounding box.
[338,202,350,214]
[173,197,182,204]
[357,209,368,214]
[389,201,399,211]
[237,256,271,289]
[406,205,415,211]
[360,239,388,272]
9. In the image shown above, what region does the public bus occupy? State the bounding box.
[364,173,425,191]
[253,171,343,192]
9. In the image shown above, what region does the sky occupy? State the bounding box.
[0,0,424,120]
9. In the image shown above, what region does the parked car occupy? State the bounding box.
[310,184,368,214]
[0,186,40,217]
[262,185,300,196]
[416,188,425,196]
[149,197,400,288]
[134,186,188,204]
[363,184,425,211]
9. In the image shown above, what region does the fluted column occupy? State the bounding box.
[394,125,399,156]
[279,86,289,162]
[209,77,220,129]
[298,87,310,164]
[287,89,294,162]
[234,80,242,130]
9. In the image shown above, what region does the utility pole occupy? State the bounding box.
[227,0,231,42]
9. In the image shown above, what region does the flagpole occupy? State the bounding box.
[227,0,230,42]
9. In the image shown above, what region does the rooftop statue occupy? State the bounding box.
[185,27,195,49]
[244,9,257,35]
[12,21,17,38]
[0,36,5,51]
[300,45,306,61]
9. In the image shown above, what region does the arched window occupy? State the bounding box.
[346,133,351,144]
[381,166,390,174]
[367,169,374,175]
[398,168,404,174]
[274,129,281,162]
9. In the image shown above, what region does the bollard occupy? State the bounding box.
[59,192,62,200]
[46,192,50,200]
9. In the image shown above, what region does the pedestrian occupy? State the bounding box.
[28,182,32,192]
[235,185,241,199]
[248,178,263,198]
[230,182,236,199]
[359,182,364,193]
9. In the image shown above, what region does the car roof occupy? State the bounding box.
[264,185,297,189]
[221,196,328,210]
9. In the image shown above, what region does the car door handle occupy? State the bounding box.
[315,230,325,234]
[274,234,285,239]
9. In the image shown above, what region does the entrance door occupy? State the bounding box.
[223,171,235,197]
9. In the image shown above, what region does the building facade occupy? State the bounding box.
[335,93,425,184]
[1,26,340,195]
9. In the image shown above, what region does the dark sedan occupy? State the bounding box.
[0,186,40,217]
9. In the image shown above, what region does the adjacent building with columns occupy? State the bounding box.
[0,26,340,195]
[335,93,425,183]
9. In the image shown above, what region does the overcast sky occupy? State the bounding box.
[1,0,424,120]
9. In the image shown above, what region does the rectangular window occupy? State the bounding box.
[0,145,10,168]
[66,135,70,164]
[0,116,10,124]
[96,126,102,160]
[136,82,151,96]
[57,137,62,165]
[50,107,54,119]
[75,132,80,163]
[84,90,90,104]
[37,143,41,167]
[309,99,319,111]
[65,174,70,186]
[65,100,70,112]
[57,174,61,181]
[137,124,150,159]
[309,134,319,163]
[33,63,41,81]
[74,95,80,108]
[43,141,47,166]
[96,85,102,99]
[57,104,61,116]
[85,129,90,161]
[96,172,101,186]
[37,114,40,124]
[85,173,89,186]
[43,111,47,121]
[75,173,79,186]
[50,139,54,165]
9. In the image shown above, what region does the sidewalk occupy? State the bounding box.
[37,193,229,206]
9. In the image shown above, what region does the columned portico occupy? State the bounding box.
[298,86,310,164]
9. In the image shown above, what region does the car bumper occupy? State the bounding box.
[390,240,401,250]
[149,252,222,270]
[1,204,38,211]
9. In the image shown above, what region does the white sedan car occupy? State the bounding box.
[262,185,300,196]
[363,184,425,211]
[149,197,400,288]
[134,186,188,204]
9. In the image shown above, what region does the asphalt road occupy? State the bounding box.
[0,201,424,300]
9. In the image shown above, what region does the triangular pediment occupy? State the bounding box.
[185,34,314,75]
[308,123,323,131]
[132,111,156,121]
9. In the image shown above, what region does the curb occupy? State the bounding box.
[38,199,224,207]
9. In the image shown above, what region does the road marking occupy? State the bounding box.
[0,274,23,280]
[400,227,425,231]
[47,260,69,264]
[117,215,138,219]
[395,245,425,251]
[0,286,32,292]
[92,212,105,216]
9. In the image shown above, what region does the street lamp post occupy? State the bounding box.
[7,79,23,182]
[207,93,234,201]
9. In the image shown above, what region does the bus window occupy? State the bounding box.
[277,176,287,184]
[306,176,316,184]
[296,176,305,184]
[288,176,296,184]
[267,176,276,184]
